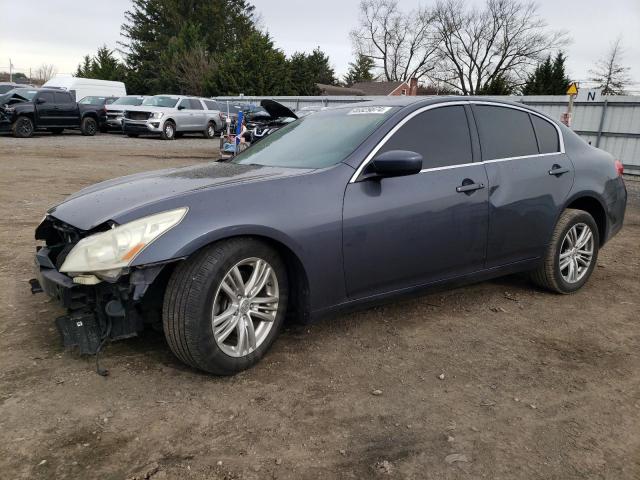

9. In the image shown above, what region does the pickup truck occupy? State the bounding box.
[122,95,222,140]
[0,88,102,138]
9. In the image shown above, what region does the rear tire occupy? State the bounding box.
[12,116,34,138]
[81,117,97,136]
[161,120,176,140]
[530,208,599,294]
[163,238,288,375]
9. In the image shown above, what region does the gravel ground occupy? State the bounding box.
[1,131,639,480]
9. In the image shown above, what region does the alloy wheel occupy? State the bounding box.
[559,223,594,284]
[165,123,174,138]
[18,118,33,137]
[211,257,279,357]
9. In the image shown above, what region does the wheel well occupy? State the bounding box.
[140,235,311,325]
[566,196,607,245]
[83,112,97,119]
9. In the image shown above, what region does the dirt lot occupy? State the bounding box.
[1,131,639,480]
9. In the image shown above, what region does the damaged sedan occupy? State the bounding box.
[31,97,626,375]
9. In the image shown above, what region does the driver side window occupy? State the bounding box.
[378,106,473,169]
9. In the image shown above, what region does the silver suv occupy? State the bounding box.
[122,95,222,140]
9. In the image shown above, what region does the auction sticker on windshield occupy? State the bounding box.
[347,106,393,115]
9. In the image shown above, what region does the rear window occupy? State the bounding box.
[55,92,74,103]
[203,100,220,110]
[531,115,560,153]
[474,105,538,160]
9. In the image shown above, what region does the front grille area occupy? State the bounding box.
[125,111,151,120]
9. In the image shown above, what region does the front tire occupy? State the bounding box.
[203,122,216,139]
[163,238,288,374]
[81,117,97,136]
[161,120,176,140]
[12,116,34,138]
[530,208,599,294]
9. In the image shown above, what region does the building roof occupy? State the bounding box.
[316,83,365,96]
[351,81,407,96]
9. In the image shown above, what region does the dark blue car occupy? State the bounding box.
[32,97,627,374]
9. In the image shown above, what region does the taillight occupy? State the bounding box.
[614,159,624,176]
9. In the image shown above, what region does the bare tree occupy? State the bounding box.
[350,0,441,82]
[432,0,567,94]
[589,38,632,95]
[168,47,216,96]
[34,64,57,83]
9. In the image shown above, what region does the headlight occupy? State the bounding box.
[150,112,164,119]
[60,207,187,275]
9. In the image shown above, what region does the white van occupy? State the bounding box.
[42,75,126,102]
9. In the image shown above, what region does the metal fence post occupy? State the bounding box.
[596,99,608,148]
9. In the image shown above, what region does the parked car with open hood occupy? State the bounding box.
[246,99,298,143]
[31,97,626,375]
[0,88,104,137]
[122,95,219,140]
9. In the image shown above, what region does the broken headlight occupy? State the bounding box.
[59,207,187,276]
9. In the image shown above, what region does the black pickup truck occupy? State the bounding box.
[0,88,103,138]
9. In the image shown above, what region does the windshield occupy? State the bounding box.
[113,96,144,106]
[6,88,38,100]
[142,96,178,108]
[79,96,108,105]
[232,106,397,169]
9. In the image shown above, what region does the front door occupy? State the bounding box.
[34,91,57,127]
[343,105,489,298]
[54,91,79,127]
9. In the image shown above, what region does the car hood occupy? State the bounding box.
[260,100,297,120]
[48,162,312,230]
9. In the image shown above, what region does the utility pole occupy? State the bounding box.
[9,58,13,82]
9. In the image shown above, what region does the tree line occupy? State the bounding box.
[73,0,634,96]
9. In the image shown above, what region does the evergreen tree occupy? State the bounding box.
[75,46,127,81]
[343,54,375,86]
[288,48,336,95]
[477,74,516,95]
[121,0,256,94]
[214,31,291,96]
[522,52,570,95]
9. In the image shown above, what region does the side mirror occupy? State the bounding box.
[363,150,423,180]
[177,104,186,110]
[36,97,46,104]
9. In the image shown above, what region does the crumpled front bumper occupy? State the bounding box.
[31,246,151,354]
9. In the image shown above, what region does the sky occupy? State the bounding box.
[1,0,639,91]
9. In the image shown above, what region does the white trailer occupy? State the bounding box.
[42,75,126,101]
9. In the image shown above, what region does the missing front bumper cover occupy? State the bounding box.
[55,311,102,355]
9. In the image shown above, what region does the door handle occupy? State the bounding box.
[456,181,485,194]
[549,165,570,176]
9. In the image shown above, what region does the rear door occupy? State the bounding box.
[343,104,489,297]
[54,92,79,127]
[471,103,573,267]
[188,99,206,131]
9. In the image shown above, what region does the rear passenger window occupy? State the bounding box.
[474,105,538,159]
[204,100,219,110]
[54,92,73,103]
[378,106,472,169]
[189,99,204,110]
[530,115,560,153]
